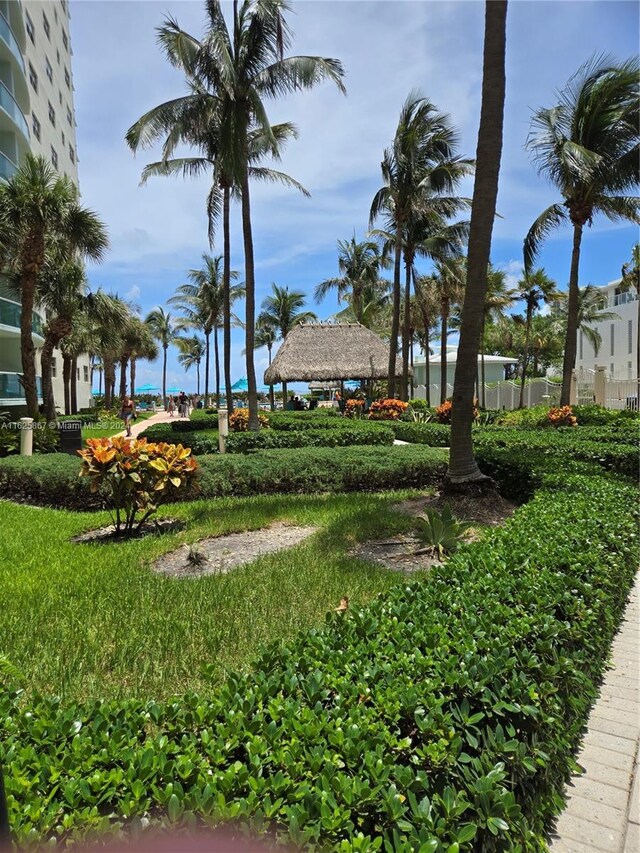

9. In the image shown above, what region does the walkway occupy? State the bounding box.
[112,408,188,439]
[550,572,639,853]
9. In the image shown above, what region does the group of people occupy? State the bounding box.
[168,391,196,417]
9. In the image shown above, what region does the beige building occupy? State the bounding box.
[0,0,92,412]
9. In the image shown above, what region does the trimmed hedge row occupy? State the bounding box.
[2,464,637,849]
[391,422,451,447]
[140,424,220,455]
[225,424,394,453]
[0,445,448,510]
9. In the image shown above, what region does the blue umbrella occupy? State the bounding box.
[137,383,160,392]
[166,387,182,394]
[231,377,249,392]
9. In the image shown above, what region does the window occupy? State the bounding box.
[83,366,89,383]
[51,358,57,379]
[62,31,68,52]
[629,320,633,355]
[28,63,38,93]
[76,367,80,381]
[579,331,583,360]
[66,106,72,126]
[61,130,65,146]
[54,7,58,24]
[64,68,71,89]
[56,49,60,65]
[610,363,614,376]
[610,323,615,357]
[42,11,50,40]
[25,12,35,44]
[51,146,58,169]
[69,144,75,164]
[32,114,41,142]
[45,57,53,83]
[59,90,63,105]
[48,102,56,126]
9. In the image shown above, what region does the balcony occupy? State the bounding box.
[0,80,29,141]
[0,149,17,181]
[0,296,45,337]
[0,371,42,403]
[0,9,25,73]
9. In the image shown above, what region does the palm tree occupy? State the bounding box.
[259,283,316,403]
[480,266,514,406]
[448,0,508,485]
[413,274,440,405]
[177,336,206,394]
[620,243,639,387]
[370,91,473,399]
[0,155,109,417]
[314,237,390,323]
[431,257,466,403]
[514,269,558,407]
[169,254,241,407]
[145,307,177,408]
[119,316,158,401]
[555,284,620,359]
[254,313,278,410]
[524,55,640,406]
[127,2,345,429]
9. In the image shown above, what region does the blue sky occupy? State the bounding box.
[69,0,640,394]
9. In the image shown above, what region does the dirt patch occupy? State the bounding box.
[152,522,318,578]
[352,535,442,574]
[392,489,517,527]
[72,517,185,544]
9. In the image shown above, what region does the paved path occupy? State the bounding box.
[550,572,639,853]
[112,408,189,439]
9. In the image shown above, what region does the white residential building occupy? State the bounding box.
[575,279,638,380]
[0,0,92,412]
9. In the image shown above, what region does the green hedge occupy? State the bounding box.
[391,421,451,446]
[269,410,344,430]
[2,465,637,849]
[140,424,220,455]
[0,445,447,510]
[225,424,394,453]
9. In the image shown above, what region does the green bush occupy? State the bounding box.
[1,466,637,849]
[391,421,451,447]
[269,410,343,430]
[140,424,219,455]
[225,424,394,453]
[0,453,95,509]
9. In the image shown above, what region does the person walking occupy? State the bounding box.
[120,393,136,437]
[168,395,175,417]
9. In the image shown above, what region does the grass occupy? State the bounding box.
[0,491,427,702]
[81,412,153,442]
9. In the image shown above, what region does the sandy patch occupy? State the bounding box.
[152,522,318,578]
[72,517,185,544]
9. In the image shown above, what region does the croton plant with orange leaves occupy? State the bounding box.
[78,436,198,535]
[368,398,409,420]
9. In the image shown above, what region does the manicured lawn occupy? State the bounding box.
[81,412,153,442]
[0,491,420,702]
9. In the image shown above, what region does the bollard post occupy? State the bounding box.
[218,408,228,454]
[19,417,33,456]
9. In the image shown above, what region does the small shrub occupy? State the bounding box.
[344,398,365,418]
[368,398,409,420]
[224,423,393,453]
[78,437,198,534]
[415,504,472,557]
[546,405,577,428]
[229,408,269,432]
[435,398,479,424]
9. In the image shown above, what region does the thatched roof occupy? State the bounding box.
[264,323,408,383]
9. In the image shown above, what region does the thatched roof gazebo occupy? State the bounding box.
[264,322,408,385]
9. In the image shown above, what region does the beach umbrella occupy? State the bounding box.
[166,387,181,394]
[137,383,160,392]
[231,377,249,392]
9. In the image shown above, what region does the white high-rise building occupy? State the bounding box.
[575,279,639,380]
[0,0,92,412]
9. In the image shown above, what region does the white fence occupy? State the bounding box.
[414,370,639,411]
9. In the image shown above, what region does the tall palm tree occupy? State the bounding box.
[556,284,620,360]
[0,155,109,417]
[127,2,345,429]
[514,268,558,407]
[169,254,241,406]
[314,237,390,323]
[413,274,440,405]
[145,307,177,408]
[79,294,131,411]
[448,0,508,485]
[431,257,466,403]
[177,336,206,394]
[480,266,514,406]
[119,316,159,401]
[620,243,639,387]
[254,313,278,410]
[259,283,316,403]
[524,55,639,406]
[370,91,473,399]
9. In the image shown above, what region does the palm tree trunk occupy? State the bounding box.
[268,345,275,411]
[196,361,201,395]
[70,356,78,414]
[440,299,448,404]
[204,328,211,405]
[388,229,402,397]
[162,345,167,409]
[98,367,102,396]
[41,334,61,422]
[448,0,508,484]
[240,164,259,431]
[282,381,288,408]
[63,355,72,414]
[480,334,487,408]
[130,358,136,399]
[560,223,583,406]
[119,355,128,399]
[19,271,39,418]
[409,332,414,399]
[213,326,220,408]
[519,301,533,408]
[222,185,234,415]
[401,252,411,401]
[413,271,431,406]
